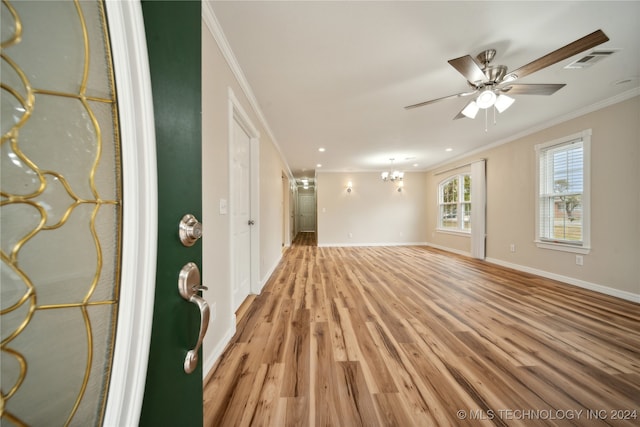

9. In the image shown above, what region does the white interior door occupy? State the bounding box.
[299,193,316,232]
[231,118,252,310]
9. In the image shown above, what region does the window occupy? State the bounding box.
[535,130,591,253]
[438,174,471,232]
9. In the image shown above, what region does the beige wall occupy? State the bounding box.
[201,18,292,376]
[203,3,638,374]
[260,140,288,275]
[426,95,640,300]
[317,172,428,245]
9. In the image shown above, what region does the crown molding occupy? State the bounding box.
[202,2,294,180]
[427,87,640,172]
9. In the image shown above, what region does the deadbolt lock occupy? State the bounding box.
[179,214,202,247]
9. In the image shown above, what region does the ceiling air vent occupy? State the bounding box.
[564,49,620,69]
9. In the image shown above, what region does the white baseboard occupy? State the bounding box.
[318,241,430,248]
[485,257,640,304]
[259,254,283,291]
[202,254,283,380]
[422,242,638,303]
[202,321,236,381]
[423,242,472,258]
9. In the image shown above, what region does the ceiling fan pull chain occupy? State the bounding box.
[484,108,488,132]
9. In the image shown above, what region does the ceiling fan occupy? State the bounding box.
[405,30,609,120]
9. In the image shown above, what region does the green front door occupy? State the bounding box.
[139,1,203,426]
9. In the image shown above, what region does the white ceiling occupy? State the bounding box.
[210,1,640,181]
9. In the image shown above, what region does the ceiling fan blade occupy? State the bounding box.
[508,29,609,80]
[453,109,467,120]
[448,55,487,84]
[404,90,477,110]
[500,83,566,95]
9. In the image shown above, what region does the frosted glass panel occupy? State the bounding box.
[83,1,115,100]
[91,204,120,302]
[4,1,84,94]
[0,54,30,136]
[0,202,42,255]
[90,99,120,200]
[1,1,122,425]
[72,304,117,427]
[8,308,89,426]
[20,204,99,306]
[19,94,98,200]
[0,142,42,197]
[0,259,27,312]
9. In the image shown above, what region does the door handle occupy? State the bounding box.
[248,219,255,226]
[178,262,210,374]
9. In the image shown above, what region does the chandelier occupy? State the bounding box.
[381,158,404,182]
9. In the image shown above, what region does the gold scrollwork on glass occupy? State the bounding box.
[1,0,122,425]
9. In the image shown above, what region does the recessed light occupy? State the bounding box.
[316,164,322,168]
[445,148,453,152]
[318,147,326,152]
[413,163,419,167]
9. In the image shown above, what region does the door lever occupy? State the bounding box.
[178,262,210,374]
[248,219,255,226]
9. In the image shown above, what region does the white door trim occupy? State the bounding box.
[103,1,157,425]
[228,88,260,304]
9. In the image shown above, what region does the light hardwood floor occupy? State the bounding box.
[204,232,640,426]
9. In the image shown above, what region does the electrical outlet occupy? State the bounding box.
[348,232,353,238]
[576,255,584,266]
[510,244,516,253]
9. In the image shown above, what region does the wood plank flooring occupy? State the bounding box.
[204,232,640,426]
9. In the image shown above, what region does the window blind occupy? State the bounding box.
[538,139,584,243]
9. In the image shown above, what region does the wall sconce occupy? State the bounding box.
[397,181,404,192]
[346,181,353,193]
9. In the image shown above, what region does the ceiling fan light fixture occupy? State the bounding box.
[476,89,497,109]
[494,94,515,113]
[461,101,480,119]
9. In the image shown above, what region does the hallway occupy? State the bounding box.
[203,235,639,426]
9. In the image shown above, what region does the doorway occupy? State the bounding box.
[298,189,316,232]
[228,90,259,312]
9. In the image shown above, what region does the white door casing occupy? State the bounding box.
[231,118,251,309]
[103,1,157,425]
[228,88,259,312]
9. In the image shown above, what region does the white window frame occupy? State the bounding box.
[437,173,471,234]
[534,129,591,254]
